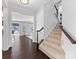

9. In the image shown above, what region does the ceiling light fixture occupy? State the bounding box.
[20,0,29,5]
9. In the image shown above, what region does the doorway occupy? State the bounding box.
[12,22,20,43]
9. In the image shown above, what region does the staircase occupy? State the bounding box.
[39,24,65,59]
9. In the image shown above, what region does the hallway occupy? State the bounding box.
[3,35,49,59]
[2,0,76,59]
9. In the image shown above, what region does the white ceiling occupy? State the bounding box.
[6,0,51,16]
[4,0,60,16]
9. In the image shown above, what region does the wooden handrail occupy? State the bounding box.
[60,26,76,44]
[54,4,58,17]
[37,27,44,32]
[39,39,44,45]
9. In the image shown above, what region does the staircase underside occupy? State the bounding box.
[39,24,65,59]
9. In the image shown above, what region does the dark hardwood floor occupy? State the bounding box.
[3,35,50,59]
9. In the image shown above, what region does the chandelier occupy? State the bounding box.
[20,0,29,5]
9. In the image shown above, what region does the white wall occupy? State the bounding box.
[61,32,76,59]
[2,8,12,51]
[36,6,44,42]
[36,6,44,30]
[44,1,58,37]
[62,0,76,38]
[32,15,37,42]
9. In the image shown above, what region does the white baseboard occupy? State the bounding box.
[2,45,12,51]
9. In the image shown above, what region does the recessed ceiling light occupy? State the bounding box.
[20,0,29,5]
